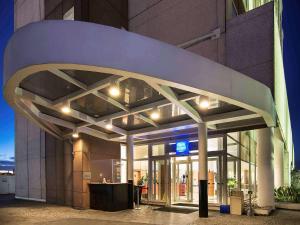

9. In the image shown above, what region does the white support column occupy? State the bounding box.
[126,135,134,208]
[274,137,284,188]
[283,151,290,186]
[198,123,208,217]
[256,128,275,208]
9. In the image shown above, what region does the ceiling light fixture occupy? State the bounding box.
[72,129,79,138]
[199,96,210,109]
[150,107,160,120]
[105,119,113,130]
[61,102,71,114]
[109,81,120,97]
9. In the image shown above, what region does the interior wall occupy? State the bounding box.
[89,137,120,183]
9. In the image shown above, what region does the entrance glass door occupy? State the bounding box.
[171,155,220,205]
[171,156,194,204]
[176,162,192,202]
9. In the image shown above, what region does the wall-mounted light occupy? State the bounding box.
[199,96,210,109]
[109,81,120,97]
[105,119,113,130]
[150,107,160,120]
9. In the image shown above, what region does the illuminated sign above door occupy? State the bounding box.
[176,141,189,156]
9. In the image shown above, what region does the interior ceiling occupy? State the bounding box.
[17,69,265,142]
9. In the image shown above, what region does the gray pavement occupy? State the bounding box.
[0,195,299,225]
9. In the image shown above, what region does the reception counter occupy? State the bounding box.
[89,183,131,211]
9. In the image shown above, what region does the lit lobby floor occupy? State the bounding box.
[0,195,299,225]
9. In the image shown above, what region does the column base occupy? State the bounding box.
[199,180,208,217]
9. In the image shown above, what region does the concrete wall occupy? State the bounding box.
[45,135,72,206]
[14,0,44,30]
[129,0,274,90]
[75,0,128,29]
[128,0,226,64]
[72,135,120,209]
[14,0,73,203]
[44,0,128,29]
[64,141,73,206]
[45,133,65,204]
[226,2,274,93]
[15,112,72,204]
[14,0,46,202]
[45,0,74,19]
[15,113,46,201]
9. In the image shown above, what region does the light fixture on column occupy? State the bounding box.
[105,119,113,130]
[150,107,160,120]
[109,80,120,97]
[199,96,210,109]
[72,129,79,138]
[61,101,71,114]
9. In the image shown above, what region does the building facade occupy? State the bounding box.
[4,0,293,215]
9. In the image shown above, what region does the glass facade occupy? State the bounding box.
[227,131,257,199]
[120,130,259,206]
[130,135,223,205]
[133,145,149,201]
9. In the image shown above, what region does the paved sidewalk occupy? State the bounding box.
[0,195,299,225]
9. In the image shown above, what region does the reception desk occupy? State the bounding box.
[89,183,131,211]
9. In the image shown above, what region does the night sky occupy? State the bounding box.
[0,0,14,171]
[282,0,300,169]
[0,0,299,170]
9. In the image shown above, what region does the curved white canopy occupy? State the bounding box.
[3,20,275,140]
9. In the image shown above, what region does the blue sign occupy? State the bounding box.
[176,141,189,156]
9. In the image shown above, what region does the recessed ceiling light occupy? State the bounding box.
[199,100,209,109]
[61,105,71,114]
[109,82,120,97]
[72,132,79,138]
[150,108,160,120]
[105,119,113,130]
[199,97,210,109]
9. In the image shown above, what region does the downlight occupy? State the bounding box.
[105,119,113,130]
[199,96,210,109]
[72,129,79,138]
[61,101,71,114]
[150,107,160,120]
[109,81,120,97]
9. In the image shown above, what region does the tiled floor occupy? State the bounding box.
[0,195,299,225]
